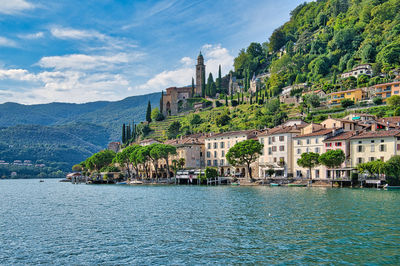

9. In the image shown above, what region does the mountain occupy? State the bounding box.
[0,92,161,176]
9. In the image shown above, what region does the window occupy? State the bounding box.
[213,160,218,166]
[220,159,225,166]
[371,140,374,143]
[358,141,362,144]
[200,152,203,157]
[268,147,272,155]
[306,139,310,144]
[268,137,272,144]
[381,140,385,143]
[260,138,264,144]
[358,146,363,152]
[228,142,230,148]
[397,144,400,151]
[207,160,211,166]
[315,138,319,144]
[206,151,211,158]
[207,143,211,149]
[325,143,332,147]
[358,158,363,164]
[380,145,385,152]
[220,142,225,148]
[297,140,302,145]
[315,147,320,153]
[306,148,309,152]
[272,146,277,152]
[221,151,225,157]
[279,146,284,151]
[381,157,385,162]
[279,136,284,141]
[315,170,320,178]
[297,149,301,155]
[370,157,375,162]
[335,142,342,147]
[370,145,375,152]
[213,142,217,149]
[214,151,217,157]
[272,136,275,142]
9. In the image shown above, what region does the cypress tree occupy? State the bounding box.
[250,93,253,105]
[134,124,137,141]
[160,91,163,113]
[241,92,244,104]
[230,93,233,102]
[122,123,126,144]
[146,101,152,123]
[207,73,215,97]
[201,70,206,98]
[191,77,195,96]
[217,65,222,93]
[256,88,259,103]
[126,125,131,142]
[225,95,228,106]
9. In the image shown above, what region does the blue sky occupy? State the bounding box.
[0,0,306,104]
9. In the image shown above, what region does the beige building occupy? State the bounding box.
[350,130,400,166]
[258,125,306,178]
[293,125,344,179]
[165,135,205,169]
[204,130,259,177]
[320,117,363,132]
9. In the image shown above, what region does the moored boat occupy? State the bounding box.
[384,184,400,190]
[288,183,307,187]
[270,183,280,186]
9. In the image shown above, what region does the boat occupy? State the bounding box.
[270,183,280,186]
[129,180,143,185]
[39,180,44,182]
[116,181,127,185]
[384,184,400,190]
[288,183,307,187]
[231,182,239,186]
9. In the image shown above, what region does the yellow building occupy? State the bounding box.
[374,81,400,101]
[328,88,367,105]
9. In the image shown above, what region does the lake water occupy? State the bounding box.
[1,179,400,265]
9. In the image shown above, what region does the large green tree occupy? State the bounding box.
[85,150,116,172]
[113,145,140,179]
[297,152,320,179]
[319,150,345,179]
[384,156,400,186]
[226,139,263,181]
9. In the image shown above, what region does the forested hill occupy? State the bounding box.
[234,0,400,93]
[0,93,161,176]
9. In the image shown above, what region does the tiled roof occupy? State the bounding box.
[378,117,400,124]
[164,137,204,146]
[294,128,335,138]
[328,88,363,95]
[350,130,400,139]
[324,131,357,141]
[205,130,258,139]
[258,125,304,136]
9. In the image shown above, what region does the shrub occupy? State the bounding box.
[231,100,238,107]
[373,97,383,105]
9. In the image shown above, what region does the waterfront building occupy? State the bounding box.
[204,130,259,177]
[323,131,358,179]
[165,135,205,169]
[258,124,306,178]
[293,124,343,179]
[327,88,367,105]
[349,130,400,166]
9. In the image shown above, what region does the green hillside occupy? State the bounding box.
[234,0,400,93]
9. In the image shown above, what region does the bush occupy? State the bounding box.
[351,172,358,183]
[395,107,400,116]
[341,99,354,108]
[205,167,218,179]
[231,100,238,107]
[373,97,383,105]
[215,101,223,107]
[216,114,231,127]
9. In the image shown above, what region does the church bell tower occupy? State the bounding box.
[195,52,205,96]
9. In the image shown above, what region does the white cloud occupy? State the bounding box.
[50,27,105,40]
[37,53,133,71]
[0,36,18,47]
[136,44,234,94]
[18,32,44,39]
[0,68,131,104]
[0,0,35,15]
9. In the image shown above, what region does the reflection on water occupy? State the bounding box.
[1,179,399,264]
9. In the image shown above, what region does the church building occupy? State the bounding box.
[160,52,206,117]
